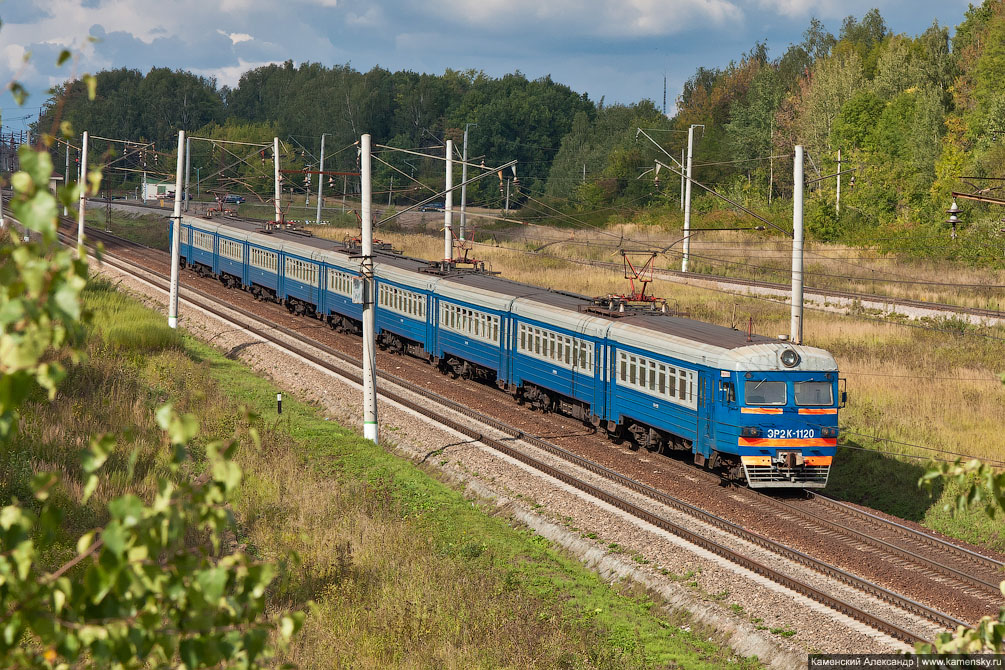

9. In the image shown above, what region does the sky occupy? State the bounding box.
[0,0,975,133]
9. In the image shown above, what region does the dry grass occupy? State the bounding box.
[5,278,760,669]
[311,211,1005,312]
[306,224,1005,468]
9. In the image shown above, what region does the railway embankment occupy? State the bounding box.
[14,272,773,668]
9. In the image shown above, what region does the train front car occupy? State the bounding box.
[718,343,842,488]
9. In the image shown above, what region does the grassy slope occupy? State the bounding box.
[3,279,762,669]
[303,224,1005,551]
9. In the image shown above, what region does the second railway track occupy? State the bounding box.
[67,221,994,647]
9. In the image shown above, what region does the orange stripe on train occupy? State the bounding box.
[742,455,833,466]
[740,407,783,414]
[798,408,837,415]
[738,437,838,447]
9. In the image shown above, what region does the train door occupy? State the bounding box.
[696,372,715,460]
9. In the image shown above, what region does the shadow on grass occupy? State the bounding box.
[825,441,942,522]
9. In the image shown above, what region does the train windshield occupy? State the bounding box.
[744,380,786,405]
[794,381,833,406]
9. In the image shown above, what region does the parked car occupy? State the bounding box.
[417,201,444,212]
[222,194,246,204]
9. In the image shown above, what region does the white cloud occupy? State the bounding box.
[425,0,743,37]
[192,58,284,87]
[346,6,383,27]
[217,30,255,44]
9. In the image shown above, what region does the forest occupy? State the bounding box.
[35,0,1005,264]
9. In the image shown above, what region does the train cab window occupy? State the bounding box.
[795,381,834,406]
[745,380,786,405]
[720,381,736,404]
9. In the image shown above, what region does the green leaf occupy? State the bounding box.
[81,434,114,473]
[10,82,27,106]
[81,474,98,504]
[31,472,59,501]
[197,567,228,603]
[84,74,97,100]
[101,520,127,556]
[77,531,96,555]
[17,144,53,187]
[108,494,143,527]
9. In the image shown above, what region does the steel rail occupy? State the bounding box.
[808,493,1005,574]
[61,225,965,644]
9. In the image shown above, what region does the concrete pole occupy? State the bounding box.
[505,179,511,212]
[679,149,685,212]
[681,126,695,272]
[64,142,70,216]
[791,145,805,345]
[184,135,191,212]
[76,131,89,256]
[444,138,453,263]
[460,124,473,241]
[315,133,326,225]
[273,137,281,225]
[168,130,185,329]
[388,175,393,206]
[836,149,841,216]
[142,167,147,203]
[360,133,378,444]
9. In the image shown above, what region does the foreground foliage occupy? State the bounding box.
[0,137,300,667]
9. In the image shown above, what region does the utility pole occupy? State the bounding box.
[791,145,805,345]
[168,130,185,329]
[342,175,347,214]
[64,142,70,216]
[836,149,841,216]
[142,162,147,203]
[184,135,191,211]
[444,138,453,263]
[681,124,701,273]
[273,137,281,225]
[360,133,378,444]
[388,175,393,206]
[504,178,511,212]
[460,122,476,241]
[679,149,685,212]
[77,131,88,255]
[315,133,326,225]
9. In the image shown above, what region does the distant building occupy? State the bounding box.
[143,181,173,201]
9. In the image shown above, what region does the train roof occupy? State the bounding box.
[189,216,836,370]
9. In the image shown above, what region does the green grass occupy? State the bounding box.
[4,277,764,669]
[84,210,170,250]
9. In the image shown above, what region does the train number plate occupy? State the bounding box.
[765,429,815,439]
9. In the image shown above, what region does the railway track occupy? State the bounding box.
[66,223,976,646]
[81,196,1005,323]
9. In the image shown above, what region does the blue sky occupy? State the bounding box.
[1,0,974,132]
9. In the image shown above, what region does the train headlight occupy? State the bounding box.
[740,427,762,437]
[821,427,838,438]
[780,349,800,368]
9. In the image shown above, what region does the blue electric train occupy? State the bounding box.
[172,216,844,488]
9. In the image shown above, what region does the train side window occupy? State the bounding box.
[520,325,526,350]
[620,354,626,381]
[638,358,647,387]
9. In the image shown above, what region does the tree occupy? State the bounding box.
[918,454,1005,653]
[2,70,300,665]
[796,51,865,152]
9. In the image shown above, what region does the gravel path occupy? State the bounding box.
[88,256,946,668]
